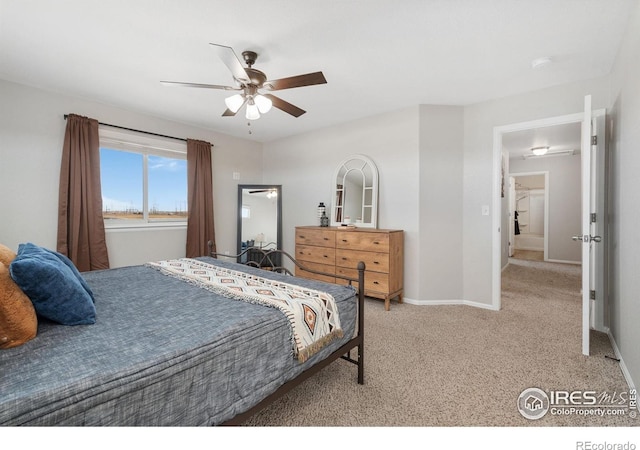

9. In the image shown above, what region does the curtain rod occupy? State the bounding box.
[63,114,213,146]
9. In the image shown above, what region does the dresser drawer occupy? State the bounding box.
[336,231,389,252]
[295,226,403,310]
[335,249,390,273]
[295,244,335,265]
[295,261,335,284]
[336,267,389,295]
[295,228,335,247]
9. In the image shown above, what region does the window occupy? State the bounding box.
[100,149,143,219]
[99,128,188,227]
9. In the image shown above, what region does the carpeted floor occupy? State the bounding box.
[243,258,637,427]
[511,249,544,261]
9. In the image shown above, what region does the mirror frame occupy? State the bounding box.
[237,184,282,261]
[330,154,379,228]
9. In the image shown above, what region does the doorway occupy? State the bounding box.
[492,108,607,350]
[493,112,582,309]
[509,172,549,262]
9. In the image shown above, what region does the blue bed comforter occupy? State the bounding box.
[0,257,357,426]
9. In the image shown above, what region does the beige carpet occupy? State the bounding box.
[511,249,544,261]
[243,258,637,427]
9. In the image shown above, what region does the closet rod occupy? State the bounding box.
[63,114,213,146]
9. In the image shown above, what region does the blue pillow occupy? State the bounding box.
[43,247,95,302]
[9,243,96,325]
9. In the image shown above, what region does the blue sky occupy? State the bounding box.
[100,148,187,212]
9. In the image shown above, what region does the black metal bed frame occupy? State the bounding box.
[206,242,365,425]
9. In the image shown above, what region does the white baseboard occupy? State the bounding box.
[606,329,636,391]
[403,297,500,311]
[463,299,500,311]
[593,324,608,334]
[545,258,581,265]
[515,246,544,252]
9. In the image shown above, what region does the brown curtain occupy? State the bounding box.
[186,139,216,257]
[57,114,110,271]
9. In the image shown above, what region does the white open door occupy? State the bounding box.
[591,111,607,334]
[580,95,592,355]
[508,176,515,257]
[576,95,605,356]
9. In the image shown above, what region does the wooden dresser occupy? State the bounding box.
[295,226,403,310]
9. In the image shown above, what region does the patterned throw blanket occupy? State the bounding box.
[147,258,342,362]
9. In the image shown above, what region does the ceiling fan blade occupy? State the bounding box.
[210,43,250,84]
[249,190,268,193]
[262,93,306,117]
[160,80,239,90]
[264,72,327,91]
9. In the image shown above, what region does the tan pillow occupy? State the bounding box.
[0,243,16,266]
[0,263,37,349]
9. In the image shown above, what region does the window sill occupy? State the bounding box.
[104,221,188,231]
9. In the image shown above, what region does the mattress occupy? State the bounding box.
[0,257,357,426]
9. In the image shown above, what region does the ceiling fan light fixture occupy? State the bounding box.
[531,146,550,156]
[245,100,260,120]
[225,94,245,113]
[254,94,272,114]
[164,44,326,120]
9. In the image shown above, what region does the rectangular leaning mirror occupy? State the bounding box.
[237,184,282,267]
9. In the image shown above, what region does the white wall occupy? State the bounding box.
[262,105,465,303]
[418,105,464,300]
[607,0,640,389]
[0,79,262,266]
[510,155,582,263]
[263,107,422,300]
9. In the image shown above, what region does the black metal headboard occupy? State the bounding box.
[207,240,364,287]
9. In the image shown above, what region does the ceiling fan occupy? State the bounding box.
[161,43,327,119]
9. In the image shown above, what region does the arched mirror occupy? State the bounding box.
[237,184,282,266]
[330,155,378,228]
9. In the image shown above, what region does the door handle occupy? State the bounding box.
[572,235,602,243]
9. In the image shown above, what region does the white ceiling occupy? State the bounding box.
[0,0,634,143]
[502,122,582,160]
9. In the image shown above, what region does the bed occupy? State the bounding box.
[0,248,365,426]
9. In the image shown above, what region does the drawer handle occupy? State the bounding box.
[373,241,380,245]
[342,239,348,242]
[341,257,347,260]
[373,281,380,285]
[323,237,329,240]
[373,261,380,264]
[299,235,305,239]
